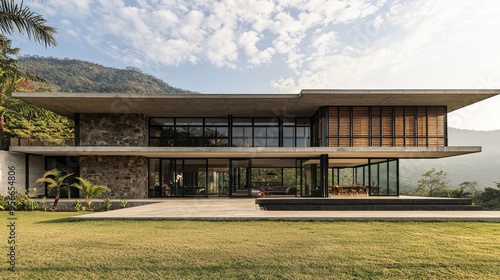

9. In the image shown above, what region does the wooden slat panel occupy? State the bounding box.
[339,137,351,147]
[427,107,445,139]
[382,138,393,147]
[371,138,381,147]
[405,107,415,137]
[382,107,393,137]
[352,107,369,137]
[405,138,416,146]
[339,107,351,137]
[395,107,404,137]
[417,107,427,138]
[371,107,381,137]
[418,138,427,146]
[353,137,369,147]
[395,138,404,147]
[328,107,339,137]
[329,138,339,147]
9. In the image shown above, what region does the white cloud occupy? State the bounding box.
[29,0,500,130]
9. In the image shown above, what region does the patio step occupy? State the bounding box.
[255,198,482,211]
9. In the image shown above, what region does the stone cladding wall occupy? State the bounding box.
[79,113,148,146]
[79,156,148,199]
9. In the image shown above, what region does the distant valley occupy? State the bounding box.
[400,128,500,191]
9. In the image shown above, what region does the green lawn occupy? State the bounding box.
[1,212,499,279]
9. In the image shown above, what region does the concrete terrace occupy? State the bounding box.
[69,198,500,222]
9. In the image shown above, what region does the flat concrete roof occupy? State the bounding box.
[10,146,481,159]
[12,89,500,118]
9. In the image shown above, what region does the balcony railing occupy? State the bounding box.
[10,138,75,147]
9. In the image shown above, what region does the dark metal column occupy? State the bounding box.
[320,154,329,197]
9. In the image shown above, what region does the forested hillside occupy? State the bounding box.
[18,56,195,94]
[400,128,500,191]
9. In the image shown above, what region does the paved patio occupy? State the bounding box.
[69,198,500,222]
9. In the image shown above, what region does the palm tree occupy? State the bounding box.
[71,177,111,210]
[0,1,56,148]
[0,36,44,148]
[0,0,57,47]
[36,169,74,211]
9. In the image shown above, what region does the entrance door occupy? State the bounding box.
[207,159,230,196]
[230,159,251,197]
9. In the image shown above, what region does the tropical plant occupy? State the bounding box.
[0,36,45,148]
[0,0,56,148]
[120,199,128,209]
[101,198,113,211]
[35,169,74,211]
[0,0,57,47]
[73,199,85,211]
[71,177,110,210]
[40,196,47,211]
[447,186,472,198]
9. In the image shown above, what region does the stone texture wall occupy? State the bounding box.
[80,156,148,199]
[79,113,148,146]
[0,151,26,195]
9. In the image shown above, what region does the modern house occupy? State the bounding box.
[9,89,499,200]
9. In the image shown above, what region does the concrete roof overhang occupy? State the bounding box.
[12,89,500,119]
[10,146,480,159]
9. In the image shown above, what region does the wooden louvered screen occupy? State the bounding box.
[325,106,446,147]
[427,107,445,146]
[328,107,339,137]
[394,107,404,137]
[352,107,369,136]
[371,107,381,137]
[381,107,393,137]
[339,107,351,137]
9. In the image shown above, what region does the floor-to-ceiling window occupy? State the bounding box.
[329,159,399,196]
[149,117,311,148]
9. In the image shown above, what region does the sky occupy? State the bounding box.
[12,0,500,131]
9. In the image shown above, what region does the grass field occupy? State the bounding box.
[1,212,499,279]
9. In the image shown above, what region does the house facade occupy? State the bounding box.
[10,89,499,199]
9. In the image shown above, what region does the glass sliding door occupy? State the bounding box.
[207,159,229,196]
[183,159,207,196]
[230,159,251,197]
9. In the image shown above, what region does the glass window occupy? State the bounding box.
[267,138,279,147]
[254,117,278,126]
[205,118,228,126]
[177,118,203,126]
[254,127,266,138]
[217,127,228,137]
[150,118,174,126]
[233,118,252,125]
[232,127,243,137]
[283,127,294,138]
[283,138,294,147]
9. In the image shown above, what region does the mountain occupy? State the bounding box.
[18,56,195,94]
[400,128,500,191]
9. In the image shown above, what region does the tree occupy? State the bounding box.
[447,186,472,198]
[0,0,56,148]
[414,168,449,197]
[71,177,111,210]
[459,181,480,197]
[477,182,500,210]
[35,169,74,211]
[0,36,45,148]
[0,0,57,47]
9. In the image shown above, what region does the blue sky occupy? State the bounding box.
[12,0,500,131]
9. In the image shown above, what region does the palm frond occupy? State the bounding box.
[0,0,57,47]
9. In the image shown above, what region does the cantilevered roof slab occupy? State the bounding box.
[10,146,481,159]
[12,89,500,119]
